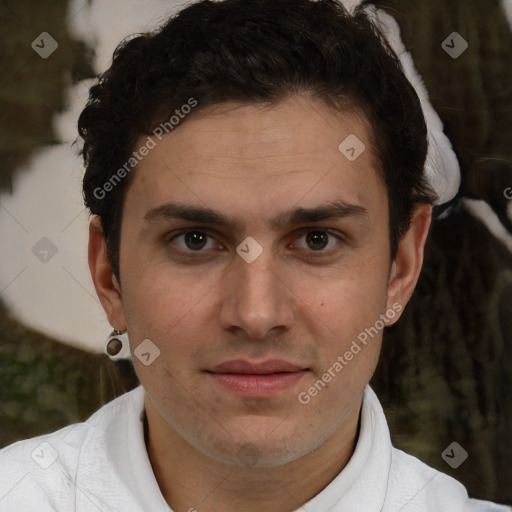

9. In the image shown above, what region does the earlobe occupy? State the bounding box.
[88,216,127,330]
[386,204,432,324]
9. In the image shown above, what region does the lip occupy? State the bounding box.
[208,359,305,374]
[205,359,308,397]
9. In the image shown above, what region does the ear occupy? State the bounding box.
[385,203,432,325]
[88,216,127,330]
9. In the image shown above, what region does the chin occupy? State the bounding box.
[204,428,317,469]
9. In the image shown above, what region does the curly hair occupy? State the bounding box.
[78,0,436,281]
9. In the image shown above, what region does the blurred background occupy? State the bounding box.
[0,0,511,505]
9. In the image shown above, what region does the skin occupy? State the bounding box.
[89,95,431,512]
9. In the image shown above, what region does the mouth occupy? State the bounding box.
[205,359,309,397]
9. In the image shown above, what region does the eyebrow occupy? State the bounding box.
[143,200,368,231]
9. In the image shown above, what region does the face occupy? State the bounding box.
[90,95,430,468]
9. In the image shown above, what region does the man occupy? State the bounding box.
[0,0,509,510]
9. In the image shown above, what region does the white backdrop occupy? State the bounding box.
[0,0,187,353]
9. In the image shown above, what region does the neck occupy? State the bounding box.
[144,401,362,512]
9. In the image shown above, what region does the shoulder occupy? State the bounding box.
[0,386,144,511]
[385,447,511,512]
[0,386,143,467]
[360,387,510,512]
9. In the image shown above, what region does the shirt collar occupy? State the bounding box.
[79,384,391,512]
[298,385,392,511]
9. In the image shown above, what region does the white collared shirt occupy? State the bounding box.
[0,385,509,511]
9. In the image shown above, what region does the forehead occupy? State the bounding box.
[154,96,378,173]
[124,95,386,226]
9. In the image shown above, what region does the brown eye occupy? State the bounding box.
[170,230,220,252]
[306,231,329,250]
[294,229,341,253]
[184,231,208,250]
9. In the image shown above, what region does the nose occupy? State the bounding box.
[218,246,295,340]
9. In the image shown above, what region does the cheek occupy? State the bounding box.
[121,262,225,385]
[294,262,388,390]
[120,269,189,363]
[293,260,389,341]
[298,280,384,406]
[122,257,213,332]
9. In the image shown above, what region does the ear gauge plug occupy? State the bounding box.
[104,329,131,361]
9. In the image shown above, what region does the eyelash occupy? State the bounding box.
[167,228,343,258]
